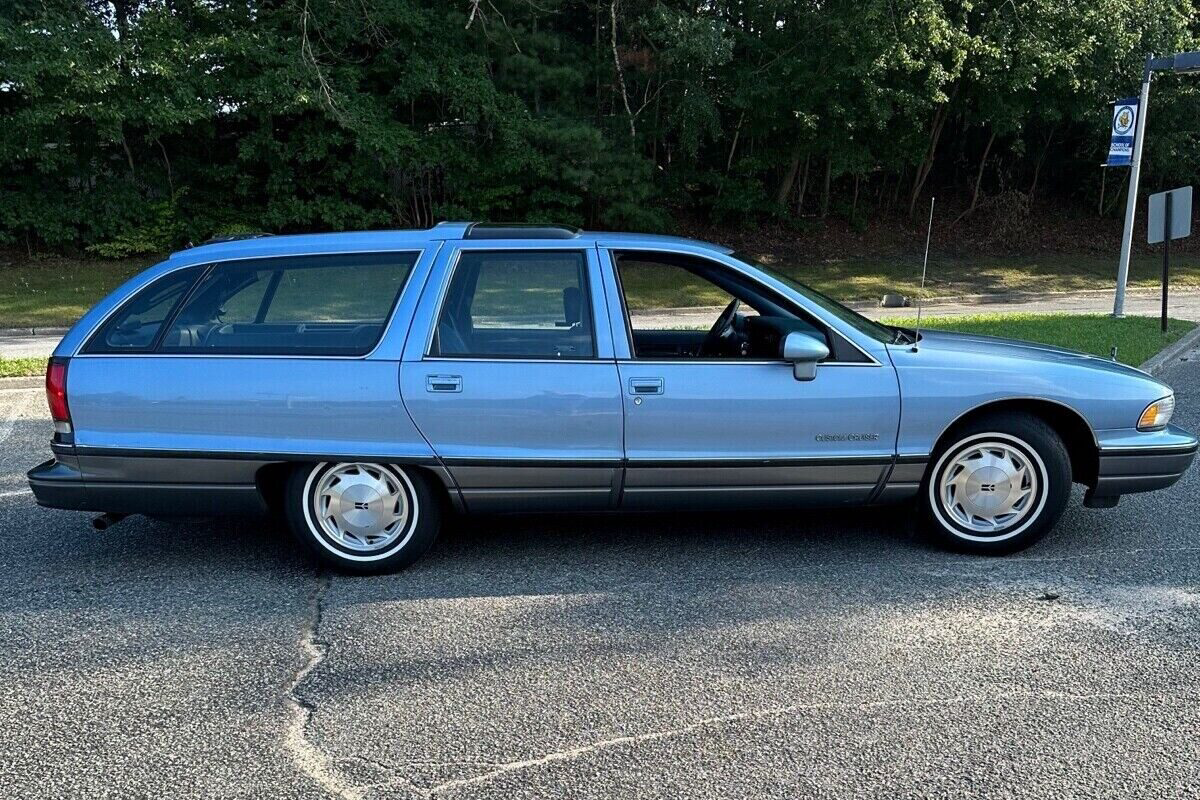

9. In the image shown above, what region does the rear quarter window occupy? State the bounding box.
[84,266,205,354]
[157,252,419,356]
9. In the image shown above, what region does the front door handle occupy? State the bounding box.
[426,374,463,393]
[628,377,664,395]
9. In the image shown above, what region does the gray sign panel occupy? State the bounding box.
[1148,186,1192,243]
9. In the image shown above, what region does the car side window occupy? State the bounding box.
[614,252,841,361]
[84,266,205,353]
[158,252,418,355]
[431,250,595,359]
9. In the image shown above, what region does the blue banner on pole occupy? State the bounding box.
[1107,97,1139,167]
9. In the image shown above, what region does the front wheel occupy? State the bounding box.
[922,413,1071,554]
[285,462,441,574]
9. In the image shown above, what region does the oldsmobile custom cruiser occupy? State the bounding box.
[28,223,1197,573]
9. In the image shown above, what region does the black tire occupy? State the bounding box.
[284,462,441,574]
[921,412,1071,554]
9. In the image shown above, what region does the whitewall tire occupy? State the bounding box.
[922,413,1071,554]
[285,462,441,573]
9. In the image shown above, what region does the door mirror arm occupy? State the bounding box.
[782,331,830,381]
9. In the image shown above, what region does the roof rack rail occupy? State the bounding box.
[464,223,581,240]
[201,232,274,245]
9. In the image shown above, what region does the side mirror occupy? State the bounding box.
[782,331,830,381]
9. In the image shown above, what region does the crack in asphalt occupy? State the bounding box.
[414,689,1172,796]
[284,572,365,800]
[280,687,1180,797]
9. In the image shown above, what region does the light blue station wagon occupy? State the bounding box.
[28,223,1197,573]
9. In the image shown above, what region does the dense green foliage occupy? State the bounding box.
[2,0,1198,253]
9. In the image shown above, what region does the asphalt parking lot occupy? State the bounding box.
[2,352,1199,798]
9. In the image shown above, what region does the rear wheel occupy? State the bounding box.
[285,462,441,574]
[922,413,1071,554]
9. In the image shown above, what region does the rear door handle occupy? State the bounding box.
[426,374,463,393]
[628,377,664,395]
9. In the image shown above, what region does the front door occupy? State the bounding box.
[401,243,623,511]
[601,246,901,509]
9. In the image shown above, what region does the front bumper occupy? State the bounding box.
[1092,424,1198,497]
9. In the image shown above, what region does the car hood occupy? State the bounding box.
[909,329,1157,381]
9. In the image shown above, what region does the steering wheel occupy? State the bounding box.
[700,298,741,356]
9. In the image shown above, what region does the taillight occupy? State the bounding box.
[45,358,71,434]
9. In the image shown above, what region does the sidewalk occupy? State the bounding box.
[855,287,1198,321]
[2,288,1196,360]
[1,333,65,359]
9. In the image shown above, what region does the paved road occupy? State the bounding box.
[0,333,67,359]
[1,345,1199,797]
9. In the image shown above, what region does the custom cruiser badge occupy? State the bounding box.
[815,433,880,442]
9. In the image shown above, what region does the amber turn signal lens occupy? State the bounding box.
[1137,395,1175,431]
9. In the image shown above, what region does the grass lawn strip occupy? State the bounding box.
[881,313,1194,367]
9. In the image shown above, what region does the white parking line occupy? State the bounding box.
[0,488,31,499]
[0,389,36,446]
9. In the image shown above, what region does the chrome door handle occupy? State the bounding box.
[426,374,463,393]
[628,377,664,395]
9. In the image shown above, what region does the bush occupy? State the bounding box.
[85,192,186,259]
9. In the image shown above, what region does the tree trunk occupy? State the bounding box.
[954,127,996,224]
[155,137,173,197]
[820,156,832,218]
[908,83,959,216]
[796,154,810,216]
[774,140,803,204]
[726,111,746,172]
[1029,124,1056,201]
[610,0,636,143]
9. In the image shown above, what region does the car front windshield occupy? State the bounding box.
[730,251,898,344]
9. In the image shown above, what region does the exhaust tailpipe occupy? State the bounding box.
[92,513,128,531]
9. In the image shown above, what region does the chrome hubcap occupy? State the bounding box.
[939,441,1038,534]
[311,463,409,552]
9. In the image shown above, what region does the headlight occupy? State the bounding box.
[1138,395,1175,431]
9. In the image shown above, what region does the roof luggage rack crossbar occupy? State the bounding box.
[200,233,274,245]
[463,223,581,240]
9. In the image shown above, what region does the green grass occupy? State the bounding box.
[880,313,1195,366]
[624,253,1200,309]
[0,256,151,329]
[0,357,45,378]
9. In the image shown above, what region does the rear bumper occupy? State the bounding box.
[1092,425,1198,497]
[27,458,267,515]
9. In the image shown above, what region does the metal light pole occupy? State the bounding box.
[1114,51,1200,317]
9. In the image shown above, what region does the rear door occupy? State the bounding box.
[400,242,623,511]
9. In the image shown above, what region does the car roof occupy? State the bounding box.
[165,222,731,266]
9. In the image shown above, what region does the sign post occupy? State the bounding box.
[1113,51,1200,318]
[1112,66,1152,318]
[1147,186,1192,332]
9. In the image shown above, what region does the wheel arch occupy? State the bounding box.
[931,398,1098,487]
[254,459,461,515]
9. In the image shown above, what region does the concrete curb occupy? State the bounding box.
[1140,324,1200,374]
[0,327,69,338]
[0,376,41,390]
